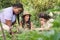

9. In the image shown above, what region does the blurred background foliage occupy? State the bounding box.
[0,0,60,27]
[0,0,60,40]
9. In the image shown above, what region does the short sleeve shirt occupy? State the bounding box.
[0,7,16,24]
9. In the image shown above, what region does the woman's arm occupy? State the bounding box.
[31,22,35,30]
[5,20,13,34]
[20,22,23,28]
[5,20,12,27]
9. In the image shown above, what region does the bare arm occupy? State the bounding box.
[20,22,23,28]
[31,22,35,30]
[5,20,13,34]
[5,20,12,27]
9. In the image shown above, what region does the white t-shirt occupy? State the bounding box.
[0,7,16,24]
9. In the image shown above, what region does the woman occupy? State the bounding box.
[0,3,24,32]
[20,11,34,30]
[38,12,54,30]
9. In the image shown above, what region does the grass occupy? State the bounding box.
[0,11,60,40]
[0,28,60,40]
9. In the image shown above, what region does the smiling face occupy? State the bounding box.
[39,18,47,25]
[24,15,30,22]
[13,7,23,15]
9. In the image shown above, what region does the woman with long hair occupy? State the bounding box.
[20,11,34,30]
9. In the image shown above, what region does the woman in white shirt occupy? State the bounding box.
[0,3,24,32]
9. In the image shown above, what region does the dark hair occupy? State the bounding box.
[38,12,51,20]
[13,3,24,24]
[13,3,23,8]
[13,3,24,12]
[21,15,31,29]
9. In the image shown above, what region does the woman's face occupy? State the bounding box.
[24,15,30,22]
[39,18,47,25]
[13,7,23,14]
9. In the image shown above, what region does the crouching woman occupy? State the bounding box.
[38,12,54,31]
[20,11,34,31]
